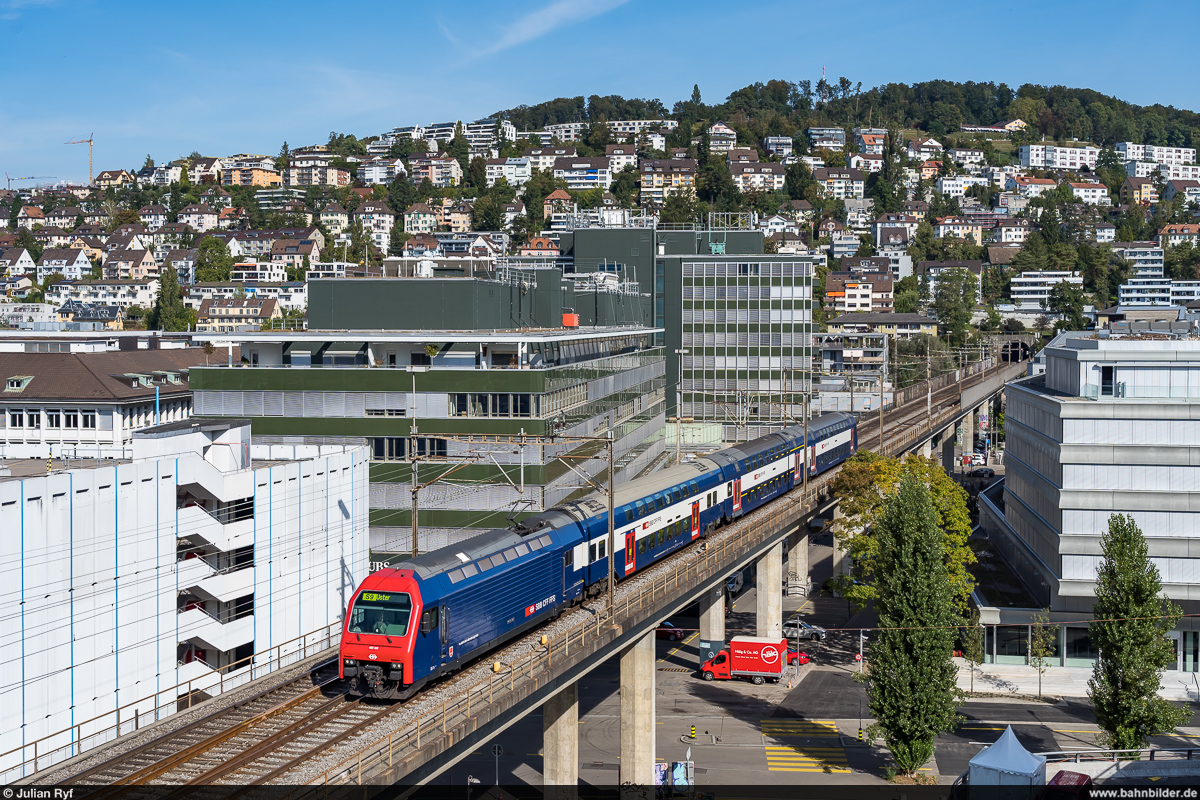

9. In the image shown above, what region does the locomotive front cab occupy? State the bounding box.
[340,573,422,699]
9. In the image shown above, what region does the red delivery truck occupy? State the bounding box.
[700,636,787,685]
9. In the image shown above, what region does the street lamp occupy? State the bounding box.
[407,365,431,558]
[674,348,689,464]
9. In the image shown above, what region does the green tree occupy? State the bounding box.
[467,156,487,189]
[659,192,699,225]
[110,208,140,230]
[1088,514,1188,751]
[961,607,985,695]
[144,266,196,331]
[194,237,234,283]
[1029,608,1057,700]
[276,141,290,171]
[865,474,962,777]
[388,222,410,256]
[931,267,977,346]
[142,154,155,170]
[15,228,43,262]
[894,275,919,314]
[1043,280,1088,331]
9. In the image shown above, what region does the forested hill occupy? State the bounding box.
[495,79,1200,148]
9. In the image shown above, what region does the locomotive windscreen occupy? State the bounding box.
[349,592,413,637]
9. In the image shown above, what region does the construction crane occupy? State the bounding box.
[65,133,94,185]
[4,173,56,190]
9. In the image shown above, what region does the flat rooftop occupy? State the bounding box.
[0,454,301,483]
[191,326,662,344]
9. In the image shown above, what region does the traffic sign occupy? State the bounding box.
[492,744,504,757]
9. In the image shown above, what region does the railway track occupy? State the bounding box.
[47,366,1008,786]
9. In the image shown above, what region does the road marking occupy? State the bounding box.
[659,631,698,662]
[1051,729,1099,734]
[762,719,840,737]
[764,745,850,773]
[960,726,1006,731]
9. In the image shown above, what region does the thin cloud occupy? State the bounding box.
[481,0,631,56]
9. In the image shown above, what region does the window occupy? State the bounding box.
[45,409,60,428]
[27,411,39,429]
[366,408,405,417]
[82,411,96,429]
[7,409,23,428]
[64,410,78,429]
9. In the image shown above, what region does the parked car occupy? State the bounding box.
[726,573,744,595]
[783,618,826,642]
[968,468,995,479]
[788,648,810,666]
[968,452,987,466]
[657,621,684,641]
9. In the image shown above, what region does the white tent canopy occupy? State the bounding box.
[969,726,1047,786]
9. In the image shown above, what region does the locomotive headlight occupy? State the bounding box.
[390,663,402,670]
[344,659,356,666]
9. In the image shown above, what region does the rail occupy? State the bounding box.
[308,395,974,786]
[2,621,343,782]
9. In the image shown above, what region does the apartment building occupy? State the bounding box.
[1159,224,1200,248]
[985,338,1200,669]
[356,157,407,185]
[1007,175,1058,198]
[552,157,614,191]
[1115,142,1197,166]
[1009,270,1083,311]
[1122,177,1160,205]
[1068,182,1110,205]
[639,159,698,204]
[812,167,865,199]
[730,162,785,193]
[46,279,158,309]
[222,167,282,187]
[706,122,738,153]
[824,270,893,313]
[1019,144,1100,170]
[354,202,396,253]
[484,157,532,188]
[1166,180,1200,205]
[0,419,368,777]
[407,154,462,188]
[933,216,985,245]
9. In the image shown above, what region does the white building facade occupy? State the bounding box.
[0,419,370,778]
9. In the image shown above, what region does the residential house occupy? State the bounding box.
[201,187,233,209]
[0,276,35,298]
[222,167,282,187]
[1068,182,1110,205]
[270,239,319,272]
[763,136,793,157]
[45,206,83,230]
[46,278,158,309]
[871,213,921,241]
[875,229,914,279]
[1158,164,1200,182]
[55,300,124,329]
[639,159,698,204]
[856,132,885,155]
[829,232,860,259]
[904,201,930,221]
[95,169,134,189]
[401,234,440,257]
[1007,175,1058,198]
[1019,144,1100,170]
[149,223,190,252]
[321,203,350,235]
[843,199,875,233]
[760,214,798,237]
[959,119,1028,133]
[605,145,638,172]
[1122,177,1159,205]
[103,249,157,281]
[523,147,577,172]
[1158,224,1200,249]
[178,204,219,232]
[1165,180,1200,205]
[1009,270,1084,312]
[407,154,462,187]
[447,202,473,233]
[196,298,281,332]
[0,248,36,276]
[16,206,44,230]
[935,175,990,197]
[138,205,168,231]
[71,223,107,241]
[403,203,437,234]
[357,157,407,185]
[518,237,560,257]
[726,148,759,165]
[502,199,526,229]
[484,157,532,188]
[906,137,943,161]
[730,162,785,193]
[707,122,738,153]
[188,157,223,184]
[806,127,846,149]
[542,189,576,220]
[825,270,893,314]
[989,218,1036,245]
[35,249,91,282]
[812,167,865,199]
[32,227,70,248]
[552,157,613,191]
[948,148,985,165]
[826,312,939,339]
[68,236,104,263]
[231,260,286,283]
[847,153,883,173]
[933,216,984,245]
[777,199,814,226]
[354,202,395,253]
[153,163,185,186]
[218,207,249,230]
[918,161,941,181]
[163,248,199,285]
[818,218,844,238]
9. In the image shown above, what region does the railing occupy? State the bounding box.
[1043,746,1200,763]
[308,395,974,786]
[1,621,343,782]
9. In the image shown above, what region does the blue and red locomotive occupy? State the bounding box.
[339,413,856,699]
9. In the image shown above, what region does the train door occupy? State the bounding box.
[690,500,700,539]
[625,531,636,575]
[732,478,742,514]
[793,450,803,481]
[851,427,857,450]
[440,605,449,662]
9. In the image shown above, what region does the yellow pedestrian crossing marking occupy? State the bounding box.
[761,719,840,737]
[764,745,850,773]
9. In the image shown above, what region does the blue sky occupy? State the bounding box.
[4,0,1198,183]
